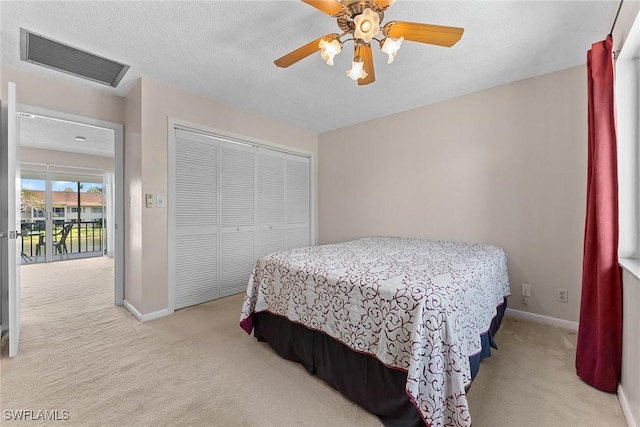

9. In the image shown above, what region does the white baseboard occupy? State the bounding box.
[505,308,579,331]
[123,300,172,322]
[123,300,143,320]
[619,384,638,427]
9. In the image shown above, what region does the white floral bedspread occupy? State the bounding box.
[240,236,510,427]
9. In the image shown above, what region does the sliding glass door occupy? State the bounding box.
[19,171,47,262]
[20,170,106,263]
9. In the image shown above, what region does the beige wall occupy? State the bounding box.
[137,78,318,314]
[318,66,587,322]
[124,80,143,310]
[1,67,125,123]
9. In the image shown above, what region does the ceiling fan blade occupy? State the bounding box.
[274,36,327,68]
[383,21,464,47]
[373,0,396,9]
[357,44,375,86]
[301,0,345,16]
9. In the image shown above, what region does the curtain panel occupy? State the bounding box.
[576,35,622,393]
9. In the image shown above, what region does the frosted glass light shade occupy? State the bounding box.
[346,60,368,80]
[319,38,342,66]
[353,8,380,43]
[381,37,404,64]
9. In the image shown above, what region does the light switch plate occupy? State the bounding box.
[156,194,165,208]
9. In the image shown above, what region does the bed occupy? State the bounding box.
[240,236,510,427]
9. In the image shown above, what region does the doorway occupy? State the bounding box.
[17,106,124,306]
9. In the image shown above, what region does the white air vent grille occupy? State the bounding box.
[20,29,130,87]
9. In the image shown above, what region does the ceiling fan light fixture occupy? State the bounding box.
[353,8,380,43]
[276,1,465,86]
[346,58,368,81]
[380,36,404,64]
[319,38,342,66]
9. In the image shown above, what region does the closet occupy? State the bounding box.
[171,128,311,310]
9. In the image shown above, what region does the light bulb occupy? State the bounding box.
[381,37,404,64]
[319,38,341,66]
[353,8,380,43]
[346,60,368,81]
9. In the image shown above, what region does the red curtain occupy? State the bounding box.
[576,35,622,393]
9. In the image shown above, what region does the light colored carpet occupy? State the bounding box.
[0,257,625,426]
[466,318,625,426]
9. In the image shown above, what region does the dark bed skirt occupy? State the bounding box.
[253,298,507,427]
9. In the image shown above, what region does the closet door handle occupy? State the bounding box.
[237,227,240,232]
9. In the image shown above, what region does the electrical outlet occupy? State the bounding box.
[521,284,531,297]
[557,289,568,303]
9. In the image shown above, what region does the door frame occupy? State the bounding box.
[0,92,6,333]
[3,82,21,356]
[18,105,125,306]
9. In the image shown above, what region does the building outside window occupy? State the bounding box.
[21,191,105,223]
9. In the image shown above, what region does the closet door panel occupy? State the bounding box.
[256,149,286,259]
[220,143,256,297]
[256,228,285,259]
[286,156,310,249]
[175,132,218,233]
[221,146,254,228]
[286,226,309,250]
[174,130,219,309]
[257,152,285,226]
[287,158,310,225]
[175,234,218,309]
[220,231,255,297]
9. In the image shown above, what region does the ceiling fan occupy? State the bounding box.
[274,0,464,86]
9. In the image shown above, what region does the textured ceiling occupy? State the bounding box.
[19,114,114,158]
[0,1,619,134]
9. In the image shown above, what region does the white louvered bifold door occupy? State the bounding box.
[286,155,310,249]
[174,130,219,309]
[255,148,286,259]
[220,143,256,297]
[172,127,312,309]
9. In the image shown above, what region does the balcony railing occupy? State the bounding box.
[21,221,106,261]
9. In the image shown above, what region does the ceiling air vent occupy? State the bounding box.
[20,28,130,87]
